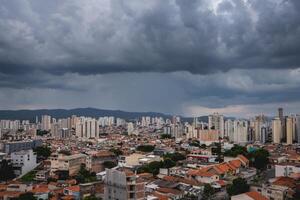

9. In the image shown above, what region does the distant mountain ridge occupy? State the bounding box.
[0,107,209,123]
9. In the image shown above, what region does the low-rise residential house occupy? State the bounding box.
[251,183,289,200]
[152,187,184,200]
[275,163,300,177]
[63,185,80,200]
[231,191,268,200]
[187,169,219,184]
[35,170,50,181]
[31,185,50,200]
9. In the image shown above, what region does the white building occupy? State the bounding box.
[75,117,99,139]
[41,115,51,131]
[233,120,248,144]
[272,118,282,144]
[208,113,224,138]
[275,163,300,177]
[11,149,37,176]
[225,119,234,141]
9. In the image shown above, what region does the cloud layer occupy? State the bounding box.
[0,0,300,117]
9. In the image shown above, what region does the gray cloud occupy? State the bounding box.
[0,0,300,77]
[0,0,300,116]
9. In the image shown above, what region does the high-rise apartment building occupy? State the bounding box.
[41,115,51,131]
[75,117,99,139]
[296,115,300,143]
[272,117,281,144]
[225,119,234,141]
[208,113,224,138]
[233,120,248,143]
[286,117,294,144]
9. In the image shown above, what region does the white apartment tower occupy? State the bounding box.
[233,120,248,143]
[208,113,224,138]
[286,116,295,145]
[75,117,99,139]
[41,115,51,131]
[272,117,282,144]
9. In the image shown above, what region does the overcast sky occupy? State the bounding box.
[0,0,300,117]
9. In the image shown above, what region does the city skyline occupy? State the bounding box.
[1,0,300,117]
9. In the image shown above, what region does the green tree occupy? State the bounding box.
[109,148,123,156]
[160,134,172,139]
[226,178,249,196]
[189,140,200,147]
[224,145,248,157]
[16,192,37,200]
[58,149,71,156]
[202,184,214,199]
[84,195,102,200]
[33,145,51,159]
[137,161,163,175]
[75,164,97,183]
[163,158,176,168]
[103,161,117,169]
[0,160,15,181]
[163,152,186,162]
[36,130,49,136]
[136,145,155,152]
[250,148,269,171]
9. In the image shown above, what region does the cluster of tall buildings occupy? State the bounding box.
[1,108,300,145]
[272,108,300,144]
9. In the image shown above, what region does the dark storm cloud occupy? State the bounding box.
[0,0,300,115]
[0,0,300,79]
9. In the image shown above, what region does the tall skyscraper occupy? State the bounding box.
[272,117,281,144]
[75,117,99,139]
[286,117,294,145]
[41,115,51,131]
[278,107,286,141]
[225,119,234,141]
[253,114,267,141]
[296,115,300,143]
[208,113,224,138]
[233,120,248,143]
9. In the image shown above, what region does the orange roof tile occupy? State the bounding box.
[246,191,268,200]
[65,185,80,192]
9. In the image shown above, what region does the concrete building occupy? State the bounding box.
[275,163,300,177]
[208,113,224,138]
[86,150,116,173]
[104,168,145,200]
[1,140,42,154]
[11,149,37,176]
[50,153,87,176]
[225,119,234,141]
[272,118,282,144]
[41,115,51,131]
[233,120,248,144]
[75,117,99,139]
[296,115,300,143]
[286,116,294,144]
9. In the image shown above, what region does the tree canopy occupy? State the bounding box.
[226,177,249,196]
[34,145,51,159]
[0,160,15,182]
[136,145,155,152]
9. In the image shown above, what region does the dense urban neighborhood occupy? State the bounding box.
[0,108,299,199]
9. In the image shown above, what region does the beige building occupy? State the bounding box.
[104,168,145,200]
[50,153,87,176]
[272,117,282,144]
[286,117,294,144]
